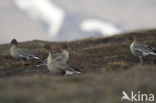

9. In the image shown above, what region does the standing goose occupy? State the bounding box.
[10,39,40,60]
[129,36,156,64]
[36,45,69,67]
[45,44,81,75]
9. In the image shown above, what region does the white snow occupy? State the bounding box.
[80,19,121,36]
[13,0,122,40]
[14,0,65,38]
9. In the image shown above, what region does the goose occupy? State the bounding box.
[129,36,156,64]
[36,45,69,67]
[45,44,81,75]
[10,39,40,61]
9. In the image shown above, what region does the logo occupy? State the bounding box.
[121,91,155,102]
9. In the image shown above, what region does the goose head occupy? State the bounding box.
[10,39,18,46]
[44,44,53,52]
[128,35,137,44]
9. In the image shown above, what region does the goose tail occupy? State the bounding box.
[151,51,156,55]
[33,57,40,59]
[151,53,156,56]
[65,70,81,75]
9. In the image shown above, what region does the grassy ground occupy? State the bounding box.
[0,29,156,103]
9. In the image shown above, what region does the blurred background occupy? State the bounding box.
[1,0,156,44]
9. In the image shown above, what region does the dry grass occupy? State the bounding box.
[0,29,156,103]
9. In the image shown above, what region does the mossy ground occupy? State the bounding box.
[0,29,156,103]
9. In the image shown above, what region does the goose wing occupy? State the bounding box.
[36,57,47,66]
[54,53,68,63]
[55,62,81,74]
[134,44,156,56]
[16,48,39,60]
[36,53,69,66]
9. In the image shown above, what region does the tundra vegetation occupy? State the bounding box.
[0,29,156,103]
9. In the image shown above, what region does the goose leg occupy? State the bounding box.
[20,59,26,66]
[22,60,25,66]
[139,56,143,64]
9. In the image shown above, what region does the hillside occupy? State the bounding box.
[0,29,156,103]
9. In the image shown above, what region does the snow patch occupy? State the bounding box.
[14,0,65,38]
[80,19,121,36]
